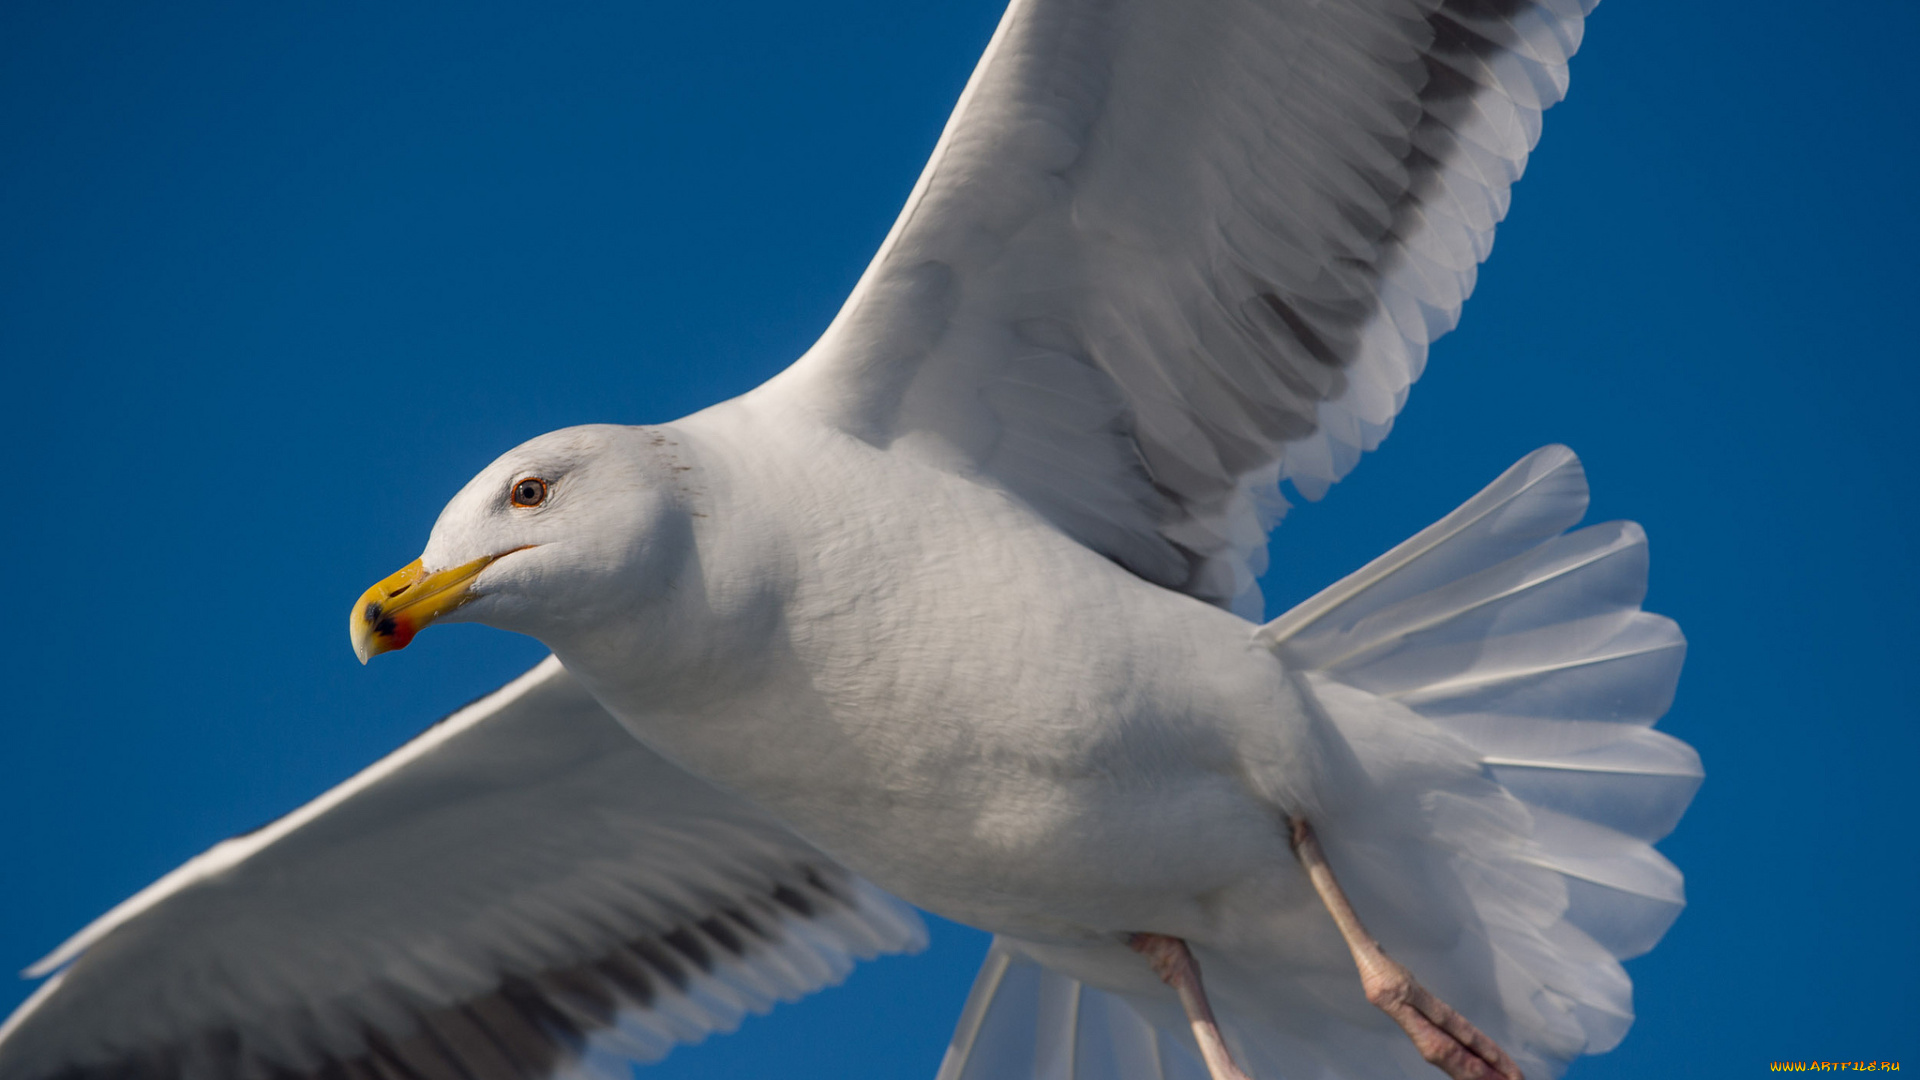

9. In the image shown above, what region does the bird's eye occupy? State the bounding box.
[509,477,548,508]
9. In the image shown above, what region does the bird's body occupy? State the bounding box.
[406,403,1683,1079]
[552,400,1317,949]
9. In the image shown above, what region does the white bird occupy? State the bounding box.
[0,1,1701,1078]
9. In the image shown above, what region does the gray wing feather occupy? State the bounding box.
[772,0,1594,615]
[0,657,925,1080]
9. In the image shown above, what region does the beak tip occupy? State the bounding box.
[349,616,374,664]
[349,554,492,666]
[350,591,390,666]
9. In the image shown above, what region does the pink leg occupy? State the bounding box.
[1289,818,1525,1080]
[1129,933,1255,1080]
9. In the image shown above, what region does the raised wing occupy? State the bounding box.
[0,657,925,1080]
[770,0,1595,616]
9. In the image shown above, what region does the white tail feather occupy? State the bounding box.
[938,942,1210,1080]
[1265,446,1697,1073]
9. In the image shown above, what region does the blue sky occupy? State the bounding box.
[2,2,1914,1077]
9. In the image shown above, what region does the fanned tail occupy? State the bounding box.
[1266,445,1696,960]
[1253,445,1697,1076]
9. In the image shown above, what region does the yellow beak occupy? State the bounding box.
[349,554,500,663]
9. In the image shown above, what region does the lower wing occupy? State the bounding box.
[0,656,926,1080]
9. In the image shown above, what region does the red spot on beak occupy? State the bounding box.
[382,615,417,650]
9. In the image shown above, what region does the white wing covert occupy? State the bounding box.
[0,657,926,1080]
[773,0,1596,615]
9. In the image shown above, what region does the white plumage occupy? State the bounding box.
[0,1,1698,1078]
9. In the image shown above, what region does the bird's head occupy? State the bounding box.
[350,424,693,663]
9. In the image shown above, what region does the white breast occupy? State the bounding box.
[553,399,1325,942]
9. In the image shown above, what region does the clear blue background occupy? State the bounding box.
[3,2,1914,1076]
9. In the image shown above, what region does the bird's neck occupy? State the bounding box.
[536,402,824,786]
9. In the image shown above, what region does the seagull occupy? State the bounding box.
[0,1,1701,1078]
